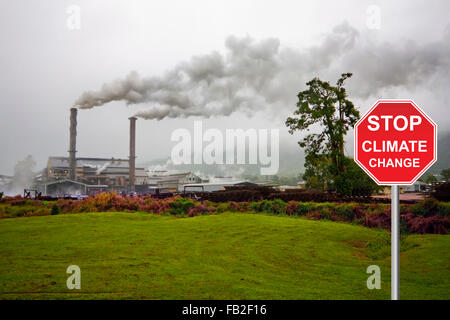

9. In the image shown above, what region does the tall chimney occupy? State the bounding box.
[69,108,77,181]
[129,116,137,192]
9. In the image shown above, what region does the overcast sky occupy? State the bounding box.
[0,0,449,174]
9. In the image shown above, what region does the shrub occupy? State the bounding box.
[437,202,450,218]
[335,203,355,221]
[228,201,243,212]
[286,201,299,216]
[169,197,195,215]
[333,157,381,196]
[186,202,215,217]
[363,210,390,230]
[315,203,332,220]
[403,213,448,234]
[297,202,312,216]
[238,202,251,212]
[250,201,260,212]
[259,200,273,213]
[216,202,230,213]
[411,198,439,216]
[51,204,60,215]
[271,199,287,215]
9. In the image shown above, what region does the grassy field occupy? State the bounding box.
[0,212,448,299]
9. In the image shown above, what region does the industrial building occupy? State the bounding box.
[32,109,149,196]
[30,108,251,197]
[40,156,148,195]
[148,171,203,193]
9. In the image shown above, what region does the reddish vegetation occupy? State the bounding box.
[0,193,448,234]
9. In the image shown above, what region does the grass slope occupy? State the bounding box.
[0,212,448,299]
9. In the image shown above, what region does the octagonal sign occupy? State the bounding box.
[354,100,437,185]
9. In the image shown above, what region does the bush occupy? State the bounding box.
[403,213,448,234]
[271,199,287,215]
[314,203,332,220]
[250,201,260,212]
[297,202,312,216]
[437,202,450,217]
[259,200,273,213]
[335,203,355,220]
[286,201,299,216]
[215,202,230,213]
[248,200,287,214]
[51,204,60,215]
[228,201,243,212]
[333,157,380,196]
[411,198,439,217]
[169,197,195,215]
[186,202,215,217]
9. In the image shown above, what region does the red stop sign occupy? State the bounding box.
[354,100,437,185]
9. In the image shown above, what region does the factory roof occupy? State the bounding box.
[48,156,141,169]
[148,171,192,177]
[43,179,108,188]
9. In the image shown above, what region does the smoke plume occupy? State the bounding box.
[1,155,37,196]
[73,22,449,120]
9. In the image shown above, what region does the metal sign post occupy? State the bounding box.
[391,185,400,300]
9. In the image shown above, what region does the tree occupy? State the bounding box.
[286,73,359,174]
[333,157,379,196]
[302,153,333,191]
[286,74,369,195]
[423,173,438,184]
[441,168,450,182]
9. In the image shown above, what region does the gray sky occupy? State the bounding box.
[0,0,449,174]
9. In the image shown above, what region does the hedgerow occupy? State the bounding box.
[0,194,448,234]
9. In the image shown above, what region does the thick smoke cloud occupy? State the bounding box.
[73,22,449,120]
[0,155,37,196]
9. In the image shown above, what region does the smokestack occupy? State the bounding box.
[69,108,77,181]
[129,116,137,192]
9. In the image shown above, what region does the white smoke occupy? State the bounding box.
[147,159,173,174]
[73,22,449,120]
[95,162,111,175]
[0,155,37,196]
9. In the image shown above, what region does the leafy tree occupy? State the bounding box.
[302,153,333,191]
[333,157,380,196]
[286,73,359,174]
[441,168,450,182]
[286,74,379,196]
[423,174,438,184]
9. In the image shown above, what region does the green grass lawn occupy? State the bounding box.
[0,212,448,299]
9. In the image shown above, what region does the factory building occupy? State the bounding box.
[41,156,148,195]
[34,109,148,196]
[147,171,203,193]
